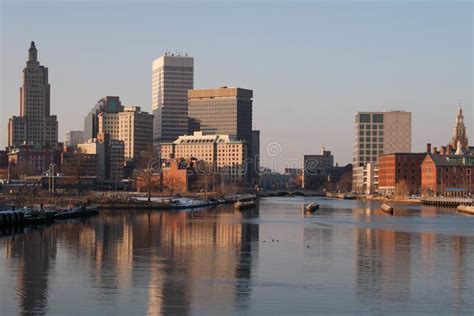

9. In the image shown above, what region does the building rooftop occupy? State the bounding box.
[188,87,253,99]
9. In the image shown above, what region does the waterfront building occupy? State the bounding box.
[60,149,98,177]
[77,134,124,182]
[65,130,84,147]
[284,168,302,177]
[161,159,192,193]
[303,148,334,189]
[421,149,474,197]
[161,131,247,181]
[378,152,426,197]
[97,106,153,162]
[352,111,411,193]
[451,106,468,150]
[7,143,60,176]
[83,96,123,141]
[152,53,194,148]
[7,42,58,149]
[259,170,293,190]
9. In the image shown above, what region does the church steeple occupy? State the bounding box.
[28,41,37,62]
[451,104,468,150]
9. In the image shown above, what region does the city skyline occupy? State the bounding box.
[1,2,472,167]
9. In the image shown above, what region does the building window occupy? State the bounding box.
[359,114,370,123]
[373,114,383,123]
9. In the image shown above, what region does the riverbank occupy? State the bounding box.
[98,194,256,210]
[358,195,422,205]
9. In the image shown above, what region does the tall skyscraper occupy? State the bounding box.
[152,53,194,148]
[188,87,254,182]
[8,41,58,148]
[451,106,468,150]
[352,111,411,193]
[188,87,253,147]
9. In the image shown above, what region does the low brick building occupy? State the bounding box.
[7,143,61,177]
[378,153,426,197]
[421,153,474,197]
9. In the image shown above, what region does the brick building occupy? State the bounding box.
[7,143,60,177]
[378,153,426,197]
[421,152,474,197]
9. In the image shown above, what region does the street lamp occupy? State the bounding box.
[48,163,57,197]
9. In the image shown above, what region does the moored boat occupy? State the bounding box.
[304,202,319,212]
[234,200,256,211]
[381,203,394,214]
[456,204,474,215]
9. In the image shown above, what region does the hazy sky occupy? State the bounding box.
[1,1,472,170]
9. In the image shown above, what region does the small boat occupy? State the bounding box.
[381,203,394,214]
[234,200,256,211]
[456,204,474,215]
[304,202,319,212]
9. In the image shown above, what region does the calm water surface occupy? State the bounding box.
[1,197,473,315]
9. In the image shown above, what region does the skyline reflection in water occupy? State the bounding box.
[1,198,473,315]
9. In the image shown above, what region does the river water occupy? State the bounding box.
[1,197,473,315]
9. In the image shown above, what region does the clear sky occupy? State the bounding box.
[1,1,472,170]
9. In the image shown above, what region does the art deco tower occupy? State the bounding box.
[451,106,468,150]
[7,41,58,148]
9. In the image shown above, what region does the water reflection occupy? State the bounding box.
[1,198,473,314]
[1,206,259,315]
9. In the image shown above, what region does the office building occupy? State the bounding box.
[188,87,253,180]
[161,131,247,180]
[8,41,58,148]
[65,131,84,147]
[78,134,124,182]
[152,53,194,148]
[83,96,122,141]
[97,106,153,162]
[352,111,411,193]
[303,148,334,189]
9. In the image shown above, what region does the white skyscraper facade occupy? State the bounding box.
[152,53,194,149]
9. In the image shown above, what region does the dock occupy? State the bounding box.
[421,197,473,208]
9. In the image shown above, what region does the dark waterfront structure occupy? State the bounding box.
[303,148,334,190]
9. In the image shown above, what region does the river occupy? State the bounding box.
[1,197,473,315]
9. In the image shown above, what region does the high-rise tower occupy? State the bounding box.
[451,106,468,150]
[8,41,58,148]
[152,53,194,149]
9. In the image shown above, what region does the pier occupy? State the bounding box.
[421,197,473,207]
